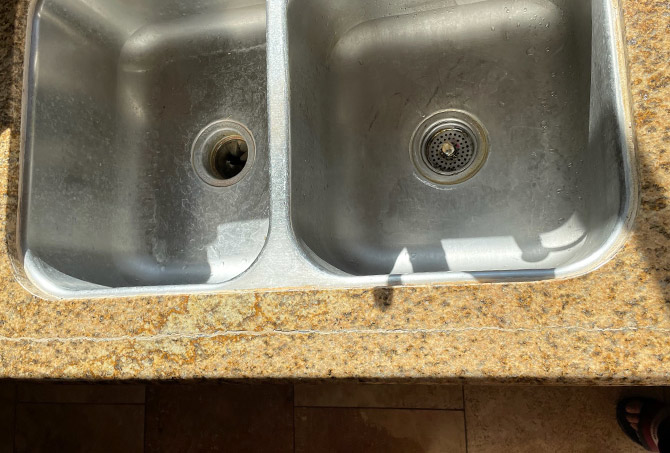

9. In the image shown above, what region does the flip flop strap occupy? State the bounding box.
[640,406,670,452]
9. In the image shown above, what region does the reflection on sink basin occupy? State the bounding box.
[17,0,637,299]
[288,0,637,276]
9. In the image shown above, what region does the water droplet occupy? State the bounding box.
[526,46,536,56]
[491,25,496,31]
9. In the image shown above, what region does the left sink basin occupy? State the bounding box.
[19,0,269,295]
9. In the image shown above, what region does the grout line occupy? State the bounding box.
[12,382,17,452]
[292,384,296,453]
[0,325,662,344]
[293,405,465,411]
[143,384,148,453]
[14,401,145,406]
[462,385,469,453]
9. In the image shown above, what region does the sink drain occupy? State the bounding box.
[192,120,256,187]
[210,135,248,180]
[410,110,489,185]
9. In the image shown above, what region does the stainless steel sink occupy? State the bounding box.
[17,0,637,299]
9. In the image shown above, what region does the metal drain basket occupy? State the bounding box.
[410,109,489,185]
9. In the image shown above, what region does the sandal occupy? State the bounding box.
[617,398,670,452]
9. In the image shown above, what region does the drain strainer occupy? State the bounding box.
[426,127,476,173]
[410,109,489,185]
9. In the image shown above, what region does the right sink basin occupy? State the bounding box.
[288,0,638,279]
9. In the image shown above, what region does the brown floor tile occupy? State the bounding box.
[145,382,293,453]
[0,382,15,401]
[464,385,657,453]
[18,382,145,404]
[0,381,15,453]
[295,407,466,453]
[15,403,144,453]
[295,383,463,409]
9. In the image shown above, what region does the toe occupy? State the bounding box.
[626,400,643,414]
[626,414,640,424]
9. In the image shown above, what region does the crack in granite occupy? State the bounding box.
[0,325,667,344]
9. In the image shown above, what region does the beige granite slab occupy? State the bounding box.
[0,0,668,381]
[463,385,664,452]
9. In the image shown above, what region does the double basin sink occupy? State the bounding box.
[17,0,637,299]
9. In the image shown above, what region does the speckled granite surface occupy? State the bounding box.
[0,0,668,381]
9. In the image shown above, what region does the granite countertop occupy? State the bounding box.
[0,0,668,382]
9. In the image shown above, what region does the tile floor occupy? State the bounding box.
[0,381,660,452]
